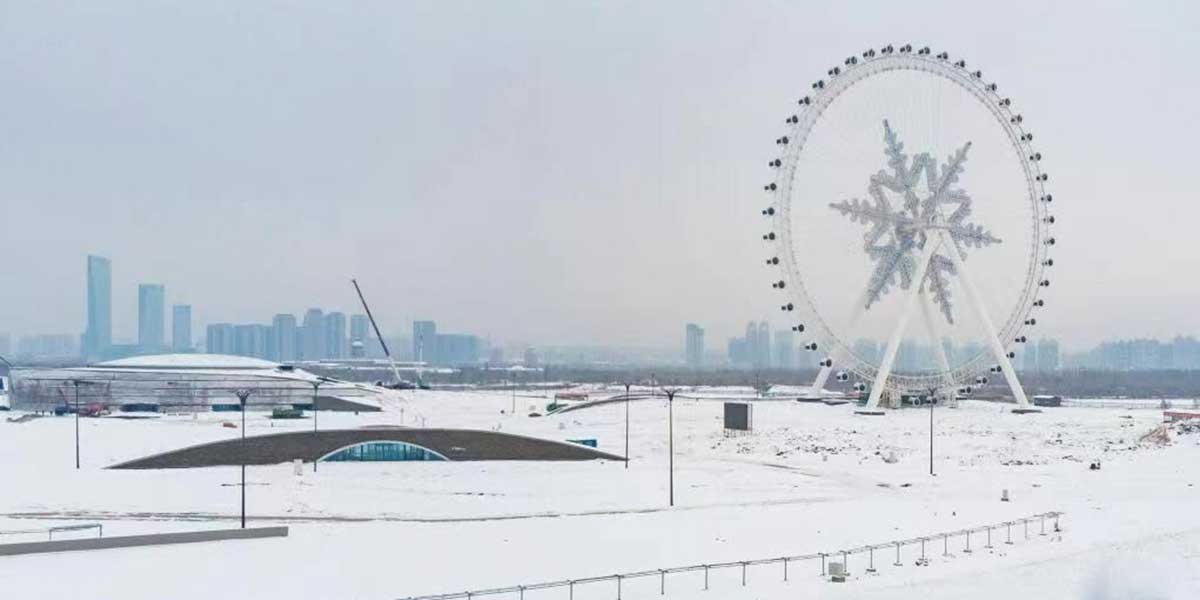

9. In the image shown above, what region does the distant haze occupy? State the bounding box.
[1,1,1197,351]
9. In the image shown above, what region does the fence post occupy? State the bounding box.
[920,538,926,561]
[659,570,665,595]
[569,580,574,600]
[704,565,709,590]
[1055,514,1060,532]
[519,586,525,600]
[986,527,993,549]
[943,534,949,557]
[964,530,972,553]
[820,553,826,576]
[783,557,789,581]
[1006,522,1013,545]
[616,575,622,600]
[867,547,876,573]
[842,551,848,574]
[1024,519,1029,540]
[741,562,747,586]
[894,542,902,567]
[1040,516,1046,536]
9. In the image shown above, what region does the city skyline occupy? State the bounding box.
[1,3,1198,351]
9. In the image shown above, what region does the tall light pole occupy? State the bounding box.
[623,382,631,469]
[236,388,252,529]
[311,380,323,472]
[73,380,82,469]
[929,387,937,476]
[69,379,98,469]
[665,387,676,507]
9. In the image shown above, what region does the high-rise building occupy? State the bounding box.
[301,309,325,360]
[773,329,794,369]
[413,320,436,363]
[172,305,192,352]
[206,323,235,355]
[1037,339,1060,372]
[685,323,704,367]
[271,314,297,362]
[434,334,478,365]
[234,324,268,358]
[350,314,369,345]
[138,284,166,352]
[1021,343,1038,372]
[84,255,112,358]
[756,321,771,368]
[16,334,77,358]
[523,347,539,368]
[324,312,347,359]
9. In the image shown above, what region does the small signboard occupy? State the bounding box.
[724,402,752,433]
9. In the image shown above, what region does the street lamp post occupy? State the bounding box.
[665,388,676,507]
[236,388,252,529]
[73,380,82,469]
[623,382,631,469]
[311,380,323,472]
[69,379,98,469]
[929,387,937,476]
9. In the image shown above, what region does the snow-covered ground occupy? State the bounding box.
[0,389,1198,599]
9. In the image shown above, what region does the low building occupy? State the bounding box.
[10,354,389,413]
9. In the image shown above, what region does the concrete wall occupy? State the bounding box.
[0,526,288,556]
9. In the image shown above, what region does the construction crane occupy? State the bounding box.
[351,278,417,390]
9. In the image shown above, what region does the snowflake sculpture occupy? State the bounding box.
[829,120,1000,324]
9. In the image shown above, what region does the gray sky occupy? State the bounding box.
[1,0,1197,351]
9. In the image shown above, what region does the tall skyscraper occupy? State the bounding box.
[350,314,370,358]
[172,304,192,352]
[685,323,704,367]
[138,284,166,352]
[271,314,297,362]
[413,320,436,363]
[1021,343,1039,372]
[206,323,235,354]
[84,255,112,358]
[301,309,325,360]
[756,321,771,368]
[1037,339,1060,372]
[234,324,268,358]
[773,329,794,370]
[324,312,347,359]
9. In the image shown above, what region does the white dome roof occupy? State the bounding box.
[95,354,282,370]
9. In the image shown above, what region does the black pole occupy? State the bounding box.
[624,382,630,469]
[312,381,321,472]
[73,381,80,469]
[929,390,935,476]
[667,389,674,507]
[237,389,251,529]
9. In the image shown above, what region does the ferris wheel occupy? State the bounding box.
[763,44,1055,412]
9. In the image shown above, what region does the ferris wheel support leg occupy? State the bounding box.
[936,230,1035,412]
[861,241,940,413]
[918,291,954,403]
[809,364,833,397]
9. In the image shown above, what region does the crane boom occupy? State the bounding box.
[351,278,405,387]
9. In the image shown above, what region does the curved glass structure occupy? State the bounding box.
[320,440,446,462]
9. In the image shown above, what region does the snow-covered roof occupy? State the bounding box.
[94,354,282,370]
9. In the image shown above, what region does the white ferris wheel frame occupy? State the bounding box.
[766,46,1055,409]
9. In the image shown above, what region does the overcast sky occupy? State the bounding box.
[1,1,1197,351]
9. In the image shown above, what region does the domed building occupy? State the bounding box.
[10,354,387,413]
